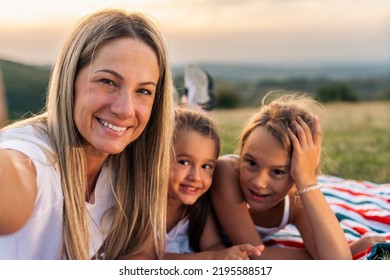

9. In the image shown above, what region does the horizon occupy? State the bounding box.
[0,0,389,66]
[1,56,390,70]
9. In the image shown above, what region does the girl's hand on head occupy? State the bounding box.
[216,244,263,260]
[287,115,322,188]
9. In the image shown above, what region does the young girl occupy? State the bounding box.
[210,92,354,260]
[164,107,263,259]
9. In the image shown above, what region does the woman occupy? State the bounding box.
[0,9,173,260]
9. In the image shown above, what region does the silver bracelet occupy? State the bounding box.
[294,183,323,197]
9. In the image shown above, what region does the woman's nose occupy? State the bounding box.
[111,90,136,118]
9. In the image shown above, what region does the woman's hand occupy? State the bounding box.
[287,115,322,188]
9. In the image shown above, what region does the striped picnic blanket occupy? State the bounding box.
[262,175,390,260]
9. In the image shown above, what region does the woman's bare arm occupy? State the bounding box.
[0,149,37,235]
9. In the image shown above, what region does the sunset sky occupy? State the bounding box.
[0,0,389,66]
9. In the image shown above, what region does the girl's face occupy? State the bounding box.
[74,37,159,156]
[239,126,294,213]
[169,130,217,206]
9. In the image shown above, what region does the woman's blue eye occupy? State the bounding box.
[138,89,152,95]
[101,79,115,86]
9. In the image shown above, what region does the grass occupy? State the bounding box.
[210,101,390,184]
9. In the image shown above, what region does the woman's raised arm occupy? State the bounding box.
[0,149,37,235]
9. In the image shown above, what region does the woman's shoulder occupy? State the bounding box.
[0,122,54,164]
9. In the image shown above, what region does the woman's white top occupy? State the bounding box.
[0,124,115,259]
[254,195,290,238]
[165,218,193,254]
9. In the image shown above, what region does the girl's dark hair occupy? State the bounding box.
[187,192,211,252]
[173,107,220,252]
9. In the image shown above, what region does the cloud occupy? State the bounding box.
[0,0,389,65]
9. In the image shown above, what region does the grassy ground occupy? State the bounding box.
[210,101,390,184]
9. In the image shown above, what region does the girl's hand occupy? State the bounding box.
[349,235,387,256]
[214,244,263,260]
[287,115,322,188]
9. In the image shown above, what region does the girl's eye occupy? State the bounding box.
[178,159,190,166]
[246,159,257,168]
[202,163,215,171]
[271,169,288,175]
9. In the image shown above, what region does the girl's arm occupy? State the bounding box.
[349,236,386,257]
[164,209,262,260]
[288,116,352,260]
[164,244,260,260]
[210,157,264,252]
[0,149,37,235]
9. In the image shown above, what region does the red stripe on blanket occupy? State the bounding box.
[352,246,372,260]
[351,226,368,235]
[328,186,389,202]
[332,203,390,224]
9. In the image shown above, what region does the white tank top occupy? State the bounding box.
[254,196,290,238]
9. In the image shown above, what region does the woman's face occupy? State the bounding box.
[74,37,159,156]
[169,130,217,206]
[239,126,294,213]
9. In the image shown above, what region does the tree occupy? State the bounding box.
[316,82,359,102]
[216,87,242,108]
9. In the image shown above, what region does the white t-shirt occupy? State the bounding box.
[0,123,115,259]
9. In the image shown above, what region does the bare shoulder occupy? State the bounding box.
[213,155,240,188]
[216,154,240,172]
[212,155,242,198]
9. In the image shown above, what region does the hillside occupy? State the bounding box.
[173,62,390,105]
[0,59,50,120]
[173,62,390,81]
[1,59,389,120]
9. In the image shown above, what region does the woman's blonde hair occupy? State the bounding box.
[239,91,323,174]
[5,9,173,259]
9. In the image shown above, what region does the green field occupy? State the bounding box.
[211,101,390,184]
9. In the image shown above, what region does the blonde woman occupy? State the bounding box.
[0,9,173,260]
